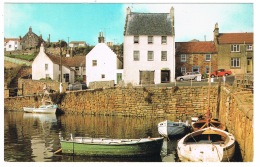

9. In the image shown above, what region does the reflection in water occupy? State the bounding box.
[4,111,179,162]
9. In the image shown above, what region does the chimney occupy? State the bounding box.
[40,43,45,53]
[127,7,131,16]
[29,26,32,33]
[170,6,175,35]
[98,32,105,43]
[214,23,219,37]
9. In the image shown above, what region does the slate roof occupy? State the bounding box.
[124,12,174,36]
[217,33,253,44]
[176,41,217,54]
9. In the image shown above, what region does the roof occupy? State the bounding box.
[4,38,20,43]
[46,54,86,67]
[217,33,253,44]
[124,12,174,36]
[176,41,217,54]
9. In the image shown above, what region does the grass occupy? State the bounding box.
[5,54,36,61]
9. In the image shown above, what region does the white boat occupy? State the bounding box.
[177,127,235,162]
[158,120,190,137]
[23,104,58,114]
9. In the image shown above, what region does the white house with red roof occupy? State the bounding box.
[4,38,22,51]
[32,43,86,83]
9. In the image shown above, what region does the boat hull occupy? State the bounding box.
[177,127,235,162]
[23,105,57,114]
[60,137,164,157]
[158,120,189,137]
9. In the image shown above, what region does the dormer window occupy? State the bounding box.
[231,44,240,52]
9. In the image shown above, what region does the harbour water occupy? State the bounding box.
[4,111,180,162]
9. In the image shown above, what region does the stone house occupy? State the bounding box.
[213,23,254,74]
[123,7,175,85]
[32,44,86,83]
[21,26,45,50]
[4,38,22,51]
[86,32,123,87]
[175,41,218,77]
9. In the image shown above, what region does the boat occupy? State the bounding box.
[177,127,235,162]
[59,136,164,157]
[23,98,58,114]
[158,120,190,137]
[191,109,226,131]
[23,104,58,114]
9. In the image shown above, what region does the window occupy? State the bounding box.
[92,60,97,66]
[83,67,86,72]
[161,51,167,61]
[205,66,212,73]
[45,64,48,70]
[75,67,79,71]
[231,58,240,67]
[101,74,105,78]
[246,44,253,51]
[181,67,186,74]
[148,36,153,44]
[9,45,11,48]
[161,36,167,44]
[180,54,186,62]
[134,36,139,44]
[133,51,140,61]
[147,51,154,61]
[231,44,240,52]
[205,54,211,61]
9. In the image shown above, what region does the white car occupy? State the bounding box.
[176,72,202,81]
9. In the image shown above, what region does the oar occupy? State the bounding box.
[54,148,62,154]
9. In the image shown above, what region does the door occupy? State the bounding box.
[139,71,155,84]
[161,70,170,83]
[247,58,253,73]
[117,73,122,84]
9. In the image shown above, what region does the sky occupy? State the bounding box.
[3,1,254,46]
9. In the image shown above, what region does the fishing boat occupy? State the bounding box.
[59,136,164,157]
[177,127,235,162]
[23,104,58,114]
[158,120,190,137]
[191,109,226,131]
[23,99,58,114]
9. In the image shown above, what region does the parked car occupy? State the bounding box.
[210,69,232,78]
[66,83,87,91]
[176,72,201,81]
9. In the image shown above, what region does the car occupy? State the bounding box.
[66,83,87,91]
[176,72,202,81]
[210,69,232,78]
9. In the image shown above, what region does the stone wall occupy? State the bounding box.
[219,86,253,162]
[17,78,68,96]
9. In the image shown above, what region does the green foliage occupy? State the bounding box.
[39,77,52,80]
[75,76,84,82]
[5,54,36,61]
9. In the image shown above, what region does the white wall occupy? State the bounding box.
[86,43,118,86]
[5,40,22,51]
[123,35,175,85]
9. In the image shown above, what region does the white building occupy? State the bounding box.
[123,7,175,85]
[86,32,123,87]
[4,38,22,51]
[32,44,86,83]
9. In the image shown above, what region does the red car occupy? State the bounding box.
[210,69,232,78]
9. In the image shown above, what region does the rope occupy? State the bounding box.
[211,143,221,161]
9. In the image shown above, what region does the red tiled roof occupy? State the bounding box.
[46,54,86,67]
[176,41,217,54]
[217,33,253,44]
[4,38,20,43]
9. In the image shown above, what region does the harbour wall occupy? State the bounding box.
[4,85,253,161]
